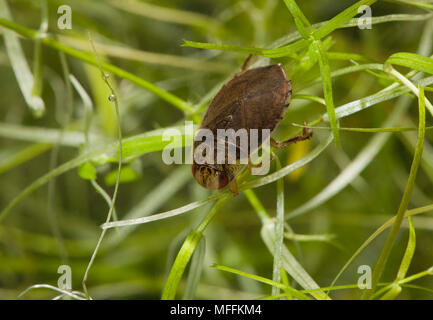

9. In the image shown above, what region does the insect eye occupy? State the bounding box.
[200,166,209,175]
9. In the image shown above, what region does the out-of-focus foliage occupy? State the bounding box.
[0,0,432,300]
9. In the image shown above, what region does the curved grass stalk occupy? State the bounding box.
[385,65,433,116]
[103,191,229,230]
[18,284,86,300]
[362,83,426,299]
[105,167,192,247]
[294,124,433,133]
[81,34,123,299]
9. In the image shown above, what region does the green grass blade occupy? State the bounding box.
[326,51,372,62]
[384,0,433,11]
[162,197,228,300]
[397,216,416,281]
[243,189,270,223]
[311,40,340,146]
[102,192,228,229]
[272,157,284,297]
[0,122,97,146]
[385,65,433,118]
[183,237,206,300]
[0,0,45,116]
[241,133,333,190]
[283,0,313,39]
[31,0,48,101]
[386,52,433,75]
[69,75,93,144]
[81,38,123,298]
[244,190,328,300]
[287,93,411,220]
[271,13,432,49]
[373,266,433,299]
[280,267,293,300]
[375,215,416,299]
[379,284,402,300]
[292,94,326,106]
[182,39,309,58]
[312,0,378,40]
[261,220,331,300]
[329,75,433,120]
[213,264,310,300]
[18,284,86,300]
[329,204,433,290]
[294,124,433,133]
[362,86,426,299]
[185,0,377,59]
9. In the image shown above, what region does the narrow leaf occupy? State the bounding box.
[311,40,340,146]
[386,52,433,75]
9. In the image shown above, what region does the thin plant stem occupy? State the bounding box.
[81,33,123,299]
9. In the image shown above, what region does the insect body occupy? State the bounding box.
[192,56,312,195]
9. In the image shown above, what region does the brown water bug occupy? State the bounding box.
[192,55,312,196]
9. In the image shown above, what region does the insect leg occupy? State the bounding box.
[271,122,313,148]
[237,54,254,75]
[248,157,274,176]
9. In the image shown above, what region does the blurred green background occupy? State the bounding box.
[0,0,432,299]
